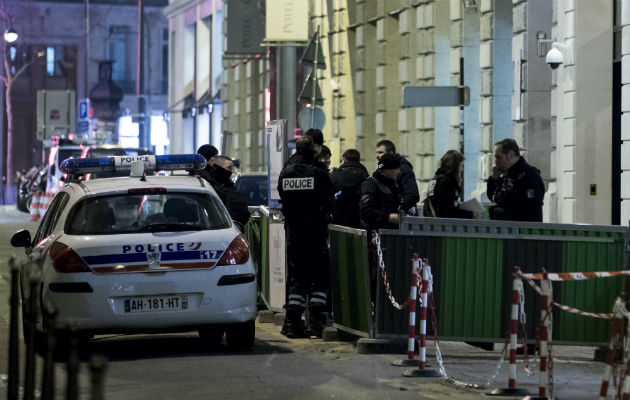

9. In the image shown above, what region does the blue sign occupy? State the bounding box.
[79,99,90,120]
[78,120,89,134]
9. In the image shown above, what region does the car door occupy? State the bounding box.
[30,192,70,264]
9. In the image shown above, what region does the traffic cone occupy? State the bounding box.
[29,191,42,221]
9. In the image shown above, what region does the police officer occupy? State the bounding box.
[487,139,545,222]
[278,136,336,338]
[375,140,420,214]
[331,149,369,228]
[360,153,402,231]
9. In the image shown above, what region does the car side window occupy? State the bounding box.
[32,193,69,245]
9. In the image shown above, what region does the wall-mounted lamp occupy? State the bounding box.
[3,28,18,43]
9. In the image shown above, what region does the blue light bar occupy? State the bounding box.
[60,157,114,174]
[60,154,206,175]
[156,154,207,171]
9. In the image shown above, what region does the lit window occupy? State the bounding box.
[46,47,56,76]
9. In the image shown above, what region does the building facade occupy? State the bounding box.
[1,0,168,202]
[166,0,629,225]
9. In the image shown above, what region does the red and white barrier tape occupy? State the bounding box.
[520,274,615,319]
[519,270,630,281]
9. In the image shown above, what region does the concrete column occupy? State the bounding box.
[555,0,613,224]
[511,0,552,219]
[462,5,480,198]
[621,0,630,224]
[448,0,463,177]
[413,1,437,188]
[434,0,451,170]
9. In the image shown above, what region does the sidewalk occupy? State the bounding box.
[255,320,606,399]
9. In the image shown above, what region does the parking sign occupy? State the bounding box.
[79,98,90,121]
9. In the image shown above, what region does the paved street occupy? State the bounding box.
[0,205,614,399]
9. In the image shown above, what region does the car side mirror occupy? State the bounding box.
[11,229,32,248]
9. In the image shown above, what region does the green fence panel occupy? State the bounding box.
[376,235,503,340]
[440,237,503,340]
[329,226,373,337]
[501,239,563,341]
[557,240,628,343]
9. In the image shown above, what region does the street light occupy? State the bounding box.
[3,28,17,43]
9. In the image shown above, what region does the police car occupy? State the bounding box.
[11,154,257,350]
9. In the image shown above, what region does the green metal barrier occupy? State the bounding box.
[243,207,285,312]
[329,225,373,337]
[328,216,629,344]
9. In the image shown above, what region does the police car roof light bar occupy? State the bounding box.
[60,154,207,175]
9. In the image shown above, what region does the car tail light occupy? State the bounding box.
[50,242,91,273]
[128,188,167,194]
[216,235,250,266]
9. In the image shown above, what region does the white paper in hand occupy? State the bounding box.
[459,198,485,215]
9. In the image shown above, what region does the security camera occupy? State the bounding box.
[545,47,564,70]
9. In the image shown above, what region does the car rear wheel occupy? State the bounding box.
[198,325,225,347]
[225,320,255,351]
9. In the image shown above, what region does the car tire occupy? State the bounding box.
[198,325,225,347]
[225,320,255,351]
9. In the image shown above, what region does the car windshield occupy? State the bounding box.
[235,175,268,206]
[65,192,231,234]
[86,148,154,179]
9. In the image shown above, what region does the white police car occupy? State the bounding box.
[11,154,257,350]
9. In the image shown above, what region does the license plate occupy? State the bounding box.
[124,295,188,313]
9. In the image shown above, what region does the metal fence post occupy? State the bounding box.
[66,329,80,400]
[7,256,20,400]
[24,270,42,400]
[89,354,108,400]
[41,301,58,400]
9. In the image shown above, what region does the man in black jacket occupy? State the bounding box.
[487,139,545,222]
[278,136,336,339]
[375,140,419,214]
[331,149,368,228]
[360,153,402,230]
[197,155,251,228]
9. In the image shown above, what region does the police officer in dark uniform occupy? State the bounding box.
[375,140,420,214]
[487,139,545,222]
[278,136,336,338]
[360,153,402,230]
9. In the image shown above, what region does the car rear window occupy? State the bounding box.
[65,192,231,234]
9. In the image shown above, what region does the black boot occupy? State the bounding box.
[306,309,330,338]
[281,310,307,339]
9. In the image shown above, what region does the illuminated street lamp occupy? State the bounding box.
[3,28,17,43]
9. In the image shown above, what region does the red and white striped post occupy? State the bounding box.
[392,254,421,366]
[418,259,429,370]
[599,296,626,399]
[487,266,528,396]
[403,258,439,377]
[536,275,553,399]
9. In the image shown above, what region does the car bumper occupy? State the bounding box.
[42,265,258,332]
